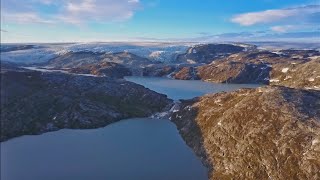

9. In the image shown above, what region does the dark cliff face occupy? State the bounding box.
[171,86,320,180]
[176,44,245,64]
[1,61,24,72]
[0,70,173,142]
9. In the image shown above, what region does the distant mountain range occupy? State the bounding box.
[1,43,319,90]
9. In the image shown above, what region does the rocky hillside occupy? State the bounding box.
[67,62,132,78]
[176,44,246,64]
[279,49,320,59]
[195,51,298,84]
[44,51,163,77]
[0,44,37,53]
[47,51,157,68]
[1,69,173,141]
[173,67,199,80]
[46,51,105,68]
[173,50,320,89]
[197,60,271,84]
[142,64,176,77]
[269,58,320,90]
[171,86,320,180]
[174,51,289,83]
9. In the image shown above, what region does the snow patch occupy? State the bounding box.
[149,51,164,58]
[192,49,197,54]
[308,78,315,82]
[258,88,264,93]
[281,68,289,73]
[214,99,221,103]
[187,59,197,64]
[284,76,292,81]
[270,79,280,83]
[309,56,320,60]
[312,139,319,146]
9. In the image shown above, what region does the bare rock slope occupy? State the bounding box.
[176,44,246,64]
[269,58,320,89]
[171,86,320,180]
[1,69,172,141]
[67,62,132,78]
[175,51,319,90]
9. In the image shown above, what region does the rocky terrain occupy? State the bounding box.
[172,50,320,90]
[142,64,176,77]
[176,44,247,64]
[171,86,320,180]
[67,62,132,78]
[278,49,320,59]
[0,43,259,79]
[173,67,200,80]
[1,68,173,141]
[45,51,159,76]
[0,44,37,53]
[269,58,320,90]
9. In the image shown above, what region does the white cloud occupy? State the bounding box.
[60,0,140,25]
[271,25,295,33]
[231,5,320,26]
[1,0,141,25]
[36,0,54,5]
[128,0,139,3]
[2,12,56,24]
[66,0,96,14]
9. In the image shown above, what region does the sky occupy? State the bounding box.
[1,0,319,43]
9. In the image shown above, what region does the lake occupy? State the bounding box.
[125,76,261,100]
[1,76,261,180]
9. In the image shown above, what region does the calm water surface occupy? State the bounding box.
[125,76,261,100]
[1,77,261,180]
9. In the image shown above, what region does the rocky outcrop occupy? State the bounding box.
[269,58,320,90]
[171,86,320,180]
[197,61,271,84]
[1,70,173,141]
[47,51,157,69]
[176,44,245,64]
[279,49,320,59]
[46,51,105,68]
[142,65,176,77]
[45,51,162,77]
[188,51,319,89]
[173,67,200,80]
[67,62,132,78]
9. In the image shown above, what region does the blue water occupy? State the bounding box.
[125,76,261,100]
[1,77,260,180]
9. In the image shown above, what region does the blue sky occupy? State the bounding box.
[1,0,319,42]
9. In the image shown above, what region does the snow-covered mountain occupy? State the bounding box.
[0,42,191,64]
